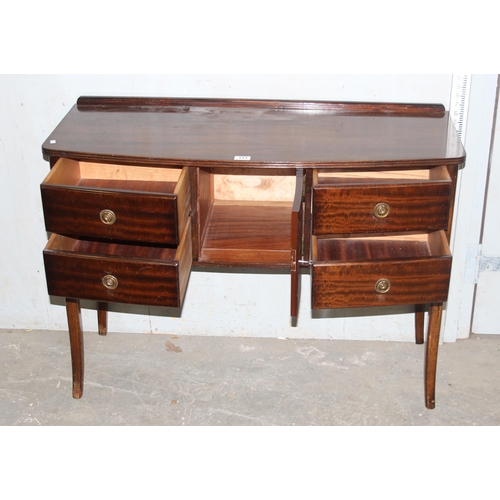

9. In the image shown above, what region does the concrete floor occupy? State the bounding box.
[1,328,499,425]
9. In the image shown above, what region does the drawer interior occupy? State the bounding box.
[46,233,178,261]
[315,165,451,185]
[313,231,451,263]
[44,158,184,194]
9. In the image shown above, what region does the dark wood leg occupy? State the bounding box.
[415,304,425,344]
[425,303,443,409]
[98,302,108,336]
[65,298,84,399]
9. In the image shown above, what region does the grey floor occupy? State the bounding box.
[1,328,499,425]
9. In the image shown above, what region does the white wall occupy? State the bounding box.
[471,78,500,334]
[1,74,471,341]
[444,75,499,340]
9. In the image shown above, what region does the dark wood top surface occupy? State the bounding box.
[42,97,466,169]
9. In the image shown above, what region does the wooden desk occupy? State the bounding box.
[40,97,466,408]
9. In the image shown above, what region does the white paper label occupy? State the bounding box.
[50,139,56,144]
[234,155,251,160]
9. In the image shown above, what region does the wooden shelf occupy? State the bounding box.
[199,201,292,268]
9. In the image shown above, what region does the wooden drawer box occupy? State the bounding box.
[43,219,192,308]
[311,231,452,309]
[312,166,452,235]
[41,159,190,245]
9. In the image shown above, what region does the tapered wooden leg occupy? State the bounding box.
[98,302,108,336]
[415,305,425,344]
[65,298,84,399]
[425,303,443,409]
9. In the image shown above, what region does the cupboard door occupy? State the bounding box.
[291,169,304,319]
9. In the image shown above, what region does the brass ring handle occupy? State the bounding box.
[102,275,118,290]
[374,202,390,218]
[100,209,116,225]
[375,278,391,294]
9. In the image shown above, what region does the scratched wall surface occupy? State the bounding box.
[1,74,464,340]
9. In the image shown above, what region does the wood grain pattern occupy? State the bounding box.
[312,259,451,309]
[65,298,84,399]
[97,302,108,336]
[176,218,193,303]
[444,164,459,242]
[311,233,452,309]
[200,202,292,267]
[76,96,447,116]
[40,97,466,407]
[41,160,189,245]
[196,167,300,268]
[174,166,191,243]
[313,170,452,235]
[43,220,192,308]
[196,167,214,259]
[425,303,443,409]
[315,236,433,261]
[42,99,465,168]
[415,305,425,344]
[291,170,304,318]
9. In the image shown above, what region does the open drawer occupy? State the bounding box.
[311,231,452,309]
[312,166,452,235]
[43,218,192,308]
[41,158,190,245]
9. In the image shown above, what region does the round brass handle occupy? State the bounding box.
[375,278,391,294]
[102,275,118,290]
[374,202,390,218]
[100,209,116,225]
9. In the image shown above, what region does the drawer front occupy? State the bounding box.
[42,187,181,244]
[43,220,192,308]
[313,181,451,235]
[41,161,190,245]
[311,258,451,309]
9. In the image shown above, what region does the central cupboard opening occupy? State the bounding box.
[195,167,304,269]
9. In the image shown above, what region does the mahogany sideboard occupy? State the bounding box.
[40,96,466,409]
